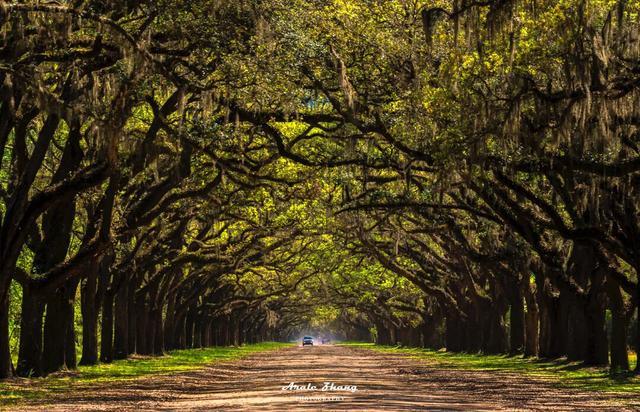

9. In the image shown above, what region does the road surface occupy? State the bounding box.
[11,344,636,411]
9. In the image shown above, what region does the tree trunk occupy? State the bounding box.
[552,299,569,358]
[0,290,14,379]
[193,315,203,348]
[211,319,220,346]
[445,312,463,352]
[565,297,589,362]
[100,290,115,363]
[223,315,231,346]
[127,280,137,355]
[636,281,640,374]
[482,303,507,354]
[201,318,211,347]
[537,276,564,358]
[42,279,78,374]
[234,317,241,346]
[422,316,442,349]
[375,319,390,345]
[153,308,164,355]
[174,313,187,349]
[135,296,149,354]
[464,307,482,353]
[16,286,44,377]
[33,122,83,375]
[164,292,177,350]
[66,279,80,370]
[42,296,65,374]
[237,318,244,346]
[80,273,99,366]
[113,280,129,359]
[606,278,629,371]
[564,242,608,365]
[509,285,525,354]
[146,309,157,355]
[80,202,114,365]
[585,270,608,366]
[524,284,539,357]
[185,309,195,348]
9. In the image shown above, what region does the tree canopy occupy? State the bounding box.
[0,0,639,379]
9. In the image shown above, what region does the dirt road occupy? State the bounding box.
[11,345,637,411]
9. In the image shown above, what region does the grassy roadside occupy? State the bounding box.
[0,342,292,407]
[339,342,640,393]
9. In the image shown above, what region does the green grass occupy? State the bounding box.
[0,342,292,407]
[340,342,640,393]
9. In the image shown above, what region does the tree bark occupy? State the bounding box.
[0,291,14,379]
[153,308,164,355]
[100,290,115,363]
[509,282,525,354]
[606,277,629,371]
[135,293,149,354]
[65,284,78,370]
[16,286,44,377]
[193,314,203,348]
[636,281,640,374]
[164,292,177,350]
[445,311,463,352]
[42,294,66,374]
[174,312,187,349]
[482,303,508,354]
[41,278,78,374]
[422,313,443,349]
[113,280,129,359]
[537,275,565,358]
[185,309,195,348]
[585,270,608,366]
[524,283,539,357]
[127,279,137,355]
[80,273,98,366]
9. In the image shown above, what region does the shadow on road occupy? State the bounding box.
[9,345,637,411]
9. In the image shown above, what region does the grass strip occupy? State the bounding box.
[0,341,292,406]
[339,342,640,393]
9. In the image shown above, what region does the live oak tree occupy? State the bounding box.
[237,0,640,370]
[0,0,317,378]
[1,0,640,380]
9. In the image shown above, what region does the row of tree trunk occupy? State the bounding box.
[371,261,632,371]
[14,273,279,377]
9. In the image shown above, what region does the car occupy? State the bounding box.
[302,336,314,346]
[321,337,330,344]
